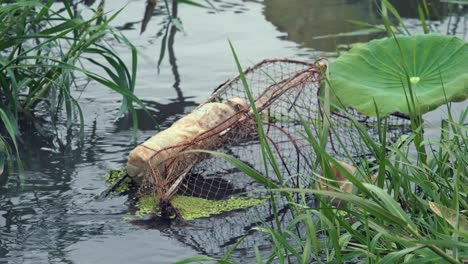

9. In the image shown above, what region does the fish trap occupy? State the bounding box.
[126,59,411,219]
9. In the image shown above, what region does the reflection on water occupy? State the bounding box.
[0,0,466,263]
[264,0,382,51]
[264,0,464,51]
[388,0,448,18]
[0,124,131,262]
[116,0,200,132]
[114,98,197,131]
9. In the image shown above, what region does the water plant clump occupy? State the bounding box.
[136,195,265,221]
[172,41,467,263]
[103,168,132,193]
[0,0,142,173]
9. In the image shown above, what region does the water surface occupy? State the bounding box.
[0,0,466,263]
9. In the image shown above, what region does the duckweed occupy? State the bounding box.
[103,167,132,193]
[136,194,265,220]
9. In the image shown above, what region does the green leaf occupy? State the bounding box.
[364,184,419,234]
[254,246,264,264]
[429,202,468,234]
[381,0,410,35]
[0,109,22,176]
[328,34,468,116]
[313,27,385,40]
[171,17,185,34]
[173,256,216,264]
[0,139,5,177]
[186,149,278,189]
[272,188,408,227]
[417,5,429,34]
[40,18,82,35]
[380,246,425,264]
[0,109,19,152]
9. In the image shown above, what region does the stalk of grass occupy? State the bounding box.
[177,4,466,262]
[417,4,429,34]
[179,59,466,264]
[229,40,310,262]
[180,106,466,264]
[319,50,466,261]
[0,0,147,173]
[380,0,411,36]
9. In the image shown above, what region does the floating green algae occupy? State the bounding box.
[103,167,132,193]
[136,194,265,220]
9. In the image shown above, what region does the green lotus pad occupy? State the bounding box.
[328,34,468,116]
[136,194,265,220]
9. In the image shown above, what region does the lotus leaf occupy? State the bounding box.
[327,34,468,116]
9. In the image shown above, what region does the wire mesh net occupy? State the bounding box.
[132,59,411,217]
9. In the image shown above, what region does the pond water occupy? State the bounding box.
[0,0,466,263]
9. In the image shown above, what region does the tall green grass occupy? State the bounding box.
[177,42,467,263]
[178,17,467,264]
[0,0,144,174]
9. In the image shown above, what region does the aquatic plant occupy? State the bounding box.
[136,194,265,220]
[177,42,467,263]
[0,139,5,176]
[103,168,132,193]
[0,0,143,174]
[327,34,468,116]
